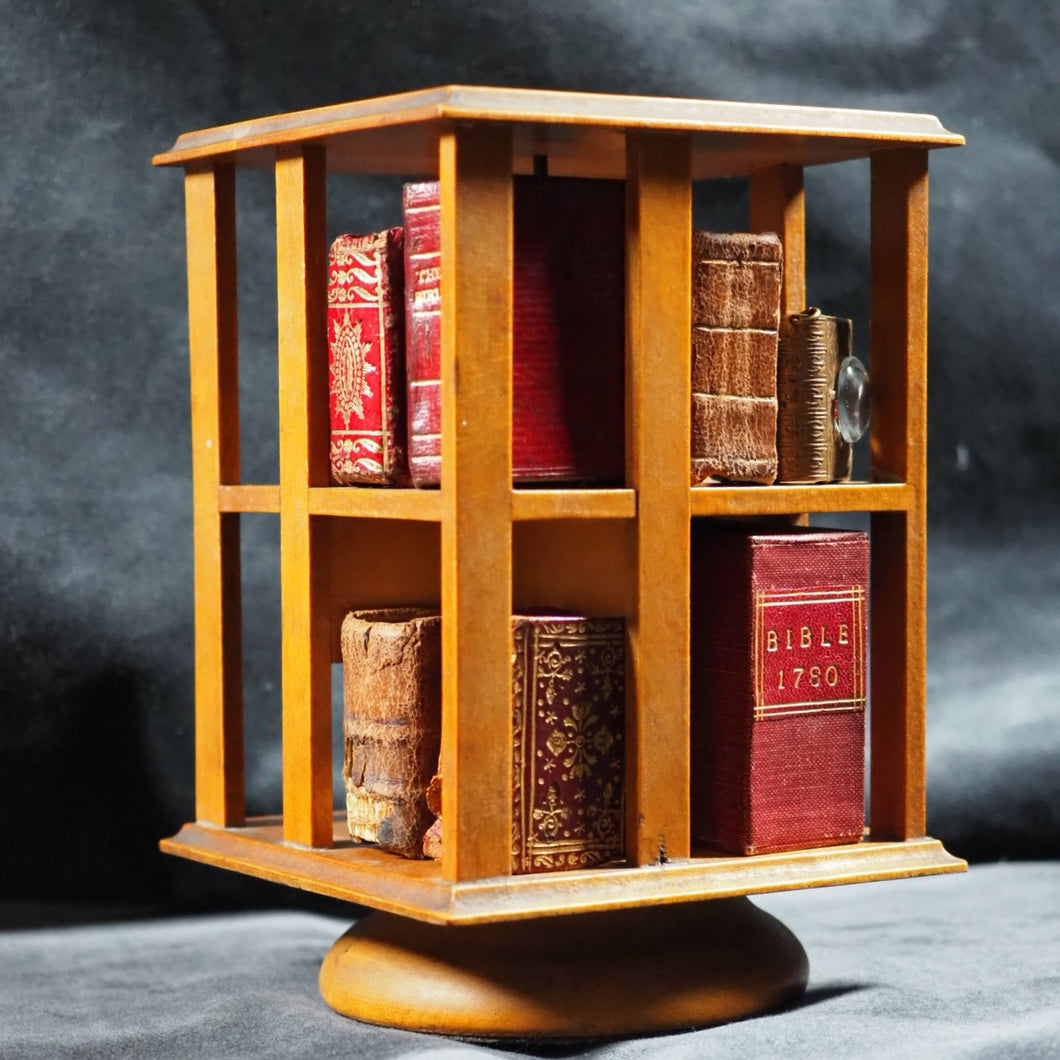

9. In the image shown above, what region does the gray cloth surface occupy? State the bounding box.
[1,863,1057,1059]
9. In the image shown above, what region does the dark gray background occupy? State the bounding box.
[1,0,1058,914]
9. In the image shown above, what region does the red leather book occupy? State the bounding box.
[403,177,626,487]
[690,525,868,855]
[415,615,626,871]
[328,229,410,485]
[511,615,626,874]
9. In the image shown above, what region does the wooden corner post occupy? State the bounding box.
[750,163,806,317]
[625,132,693,865]
[276,143,333,848]
[438,123,515,882]
[185,161,245,828]
[869,147,929,840]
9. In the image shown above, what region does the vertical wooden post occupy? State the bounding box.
[185,162,245,827]
[749,163,806,316]
[276,144,333,848]
[869,148,929,840]
[625,132,692,865]
[438,124,515,882]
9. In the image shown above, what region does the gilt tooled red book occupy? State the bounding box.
[328,229,410,485]
[403,177,626,486]
[690,525,868,855]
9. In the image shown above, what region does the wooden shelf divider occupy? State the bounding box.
[276,143,333,849]
[185,160,245,828]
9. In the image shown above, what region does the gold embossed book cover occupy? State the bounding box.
[511,616,626,874]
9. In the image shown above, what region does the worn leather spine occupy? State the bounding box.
[341,608,441,858]
[690,231,782,485]
[776,309,854,483]
[403,177,626,487]
[511,616,626,874]
[691,526,868,855]
[328,229,410,485]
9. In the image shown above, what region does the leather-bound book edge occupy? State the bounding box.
[511,615,626,875]
[690,231,781,485]
[691,525,868,855]
[341,608,441,858]
[403,177,625,487]
[328,229,411,486]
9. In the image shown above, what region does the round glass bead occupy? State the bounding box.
[835,355,871,443]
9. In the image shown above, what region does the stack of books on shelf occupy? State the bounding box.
[331,174,872,871]
[328,178,866,492]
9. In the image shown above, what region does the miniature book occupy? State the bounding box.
[776,307,868,483]
[511,615,626,874]
[690,231,782,485]
[341,608,441,858]
[328,230,410,485]
[403,177,626,486]
[420,615,627,872]
[690,525,868,854]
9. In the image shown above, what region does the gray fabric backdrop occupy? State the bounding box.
[1,0,1058,913]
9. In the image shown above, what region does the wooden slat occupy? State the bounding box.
[625,132,693,865]
[162,819,964,926]
[510,488,636,521]
[218,484,280,513]
[307,486,443,520]
[276,144,333,848]
[154,86,963,168]
[438,124,515,882]
[689,481,912,517]
[750,163,806,316]
[185,163,244,827]
[869,148,929,840]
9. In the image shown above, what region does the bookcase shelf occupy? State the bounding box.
[158,85,964,1035]
[162,816,962,926]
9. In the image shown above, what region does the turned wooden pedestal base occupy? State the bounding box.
[319,897,809,1039]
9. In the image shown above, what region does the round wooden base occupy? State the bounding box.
[319,897,808,1039]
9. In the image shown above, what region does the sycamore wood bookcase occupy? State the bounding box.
[155,86,965,1036]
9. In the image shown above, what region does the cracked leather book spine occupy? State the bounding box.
[327,229,410,485]
[340,608,441,859]
[511,616,626,874]
[690,526,868,855]
[402,177,626,487]
[690,231,782,485]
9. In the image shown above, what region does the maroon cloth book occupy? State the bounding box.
[403,177,626,487]
[512,615,626,874]
[328,229,410,485]
[690,525,868,855]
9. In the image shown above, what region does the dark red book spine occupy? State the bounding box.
[328,229,410,485]
[402,185,443,487]
[402,177,626,487]
[691,526,869,855]
[511,616,626,874]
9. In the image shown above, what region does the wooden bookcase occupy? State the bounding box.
[155,86,965,1034]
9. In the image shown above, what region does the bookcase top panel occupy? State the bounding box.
[154,84,963,177]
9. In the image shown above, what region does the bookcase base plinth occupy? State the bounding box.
[319,896,808,1038]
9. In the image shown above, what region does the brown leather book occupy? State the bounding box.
[690,232,782,485]
[328,230,410,485]
[690,525,868,855]
[340,608,441,858]
[511,615,626,874]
